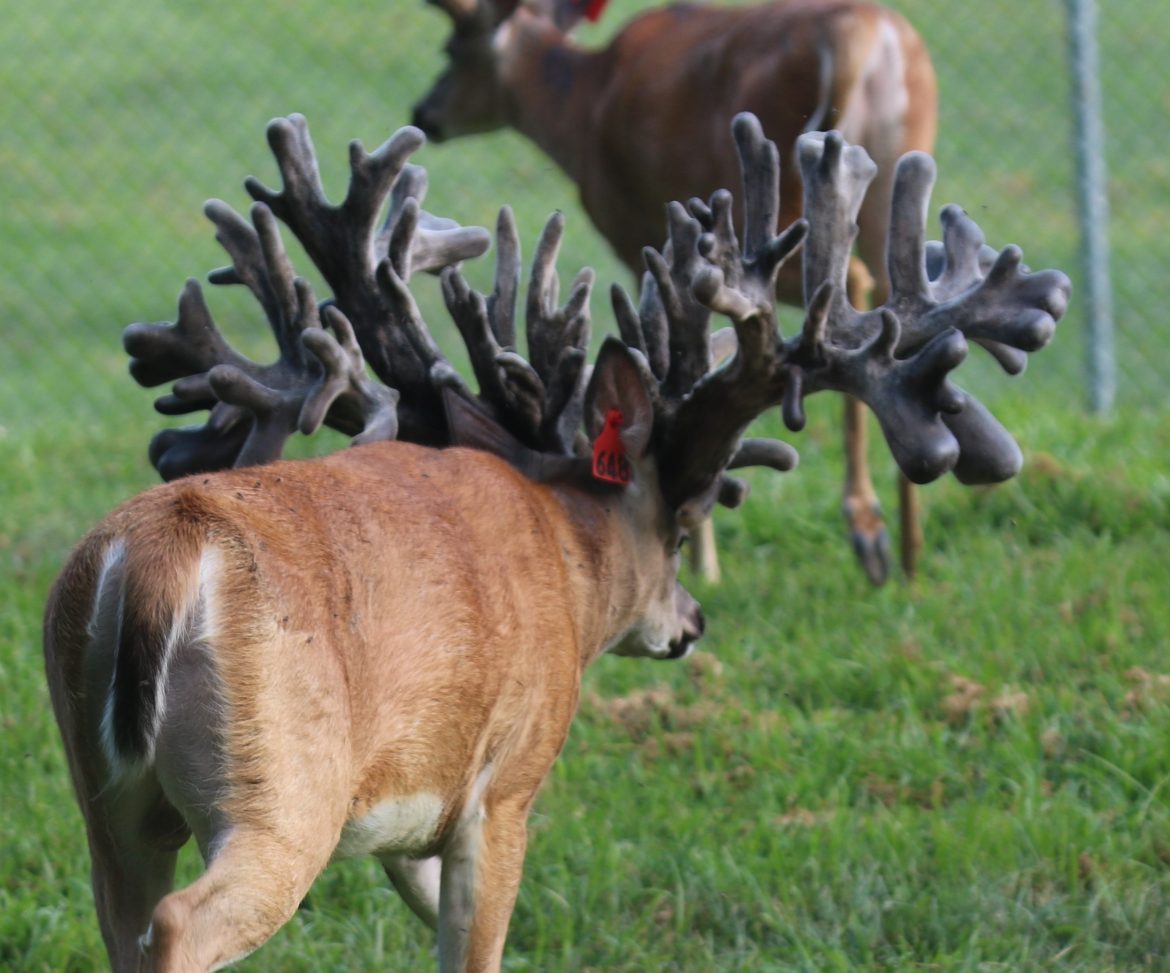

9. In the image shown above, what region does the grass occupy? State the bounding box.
[6,402,1170,972]
[3,0,1170,971]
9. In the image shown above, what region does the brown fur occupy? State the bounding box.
[45,354,704,973]
[417,0,936,298]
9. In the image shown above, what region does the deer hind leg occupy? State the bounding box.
[139,694,347,968]
[853,143,925,581]
[897,468,922,579]
[138,823,333,973]
[53,614,189,971]
[842,259,892,585]
[81,774,188,973]
[842,393,891,585]
[438,793,530,973]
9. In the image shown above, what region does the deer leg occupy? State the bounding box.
[842,254,889,582]
[56,655,189,973]
[841,394,891,585]
[82,777,186,973]
[687,517,720,584]
[138,824,332,972]
[381,853,441,929]
[841,258,891,585]
[438,795,529,973]
[898,470,922,579]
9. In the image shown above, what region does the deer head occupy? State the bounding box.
[411,0,596,142]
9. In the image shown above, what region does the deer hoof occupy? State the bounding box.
[843,497,891,586]
[850,524,892,586]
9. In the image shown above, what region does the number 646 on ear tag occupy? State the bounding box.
[591,409,631,486]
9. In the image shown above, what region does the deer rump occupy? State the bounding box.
[66,446,578,783]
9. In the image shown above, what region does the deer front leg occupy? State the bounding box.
[438,793,530,973]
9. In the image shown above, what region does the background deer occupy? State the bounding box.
[45,111,1066,971]
[412,0,939,584]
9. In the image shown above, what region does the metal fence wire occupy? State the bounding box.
[1,0,1163,434]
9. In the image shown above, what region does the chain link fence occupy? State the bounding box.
[2,0,1163,448]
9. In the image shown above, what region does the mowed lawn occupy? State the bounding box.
[3,1,1170,971]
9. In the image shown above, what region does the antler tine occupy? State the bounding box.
[246,115,420,280]
[242,115,488,395]
[490,205,521,348]
[641,202,713,396]
[125,278,249,395]
[125,277,257,480]
[925,229,1028,376]
[439,209,593,454]
[888,178,1070,362]
[440,207,527,434]
[127,201,346,477]
[127,117,501,478]
[522,212,594,451]
[643,114,808,510]
[610,271,672,382]
[379,163,494,279]
[780,129,1071,484]
[527,212,593,380]
[797,129,877,335]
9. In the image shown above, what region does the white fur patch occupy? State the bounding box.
[334,793,445,860]
[96,541,216,778]
[95,539,128,773]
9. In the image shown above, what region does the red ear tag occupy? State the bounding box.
[582,0,608,22]
[592,409,631,485]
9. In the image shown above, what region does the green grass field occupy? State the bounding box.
[4,1,1170,970]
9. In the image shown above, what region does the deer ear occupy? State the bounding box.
[526,0,607,32]
[584,338,654,458]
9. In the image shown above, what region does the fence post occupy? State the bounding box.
[1066,0,1115,413]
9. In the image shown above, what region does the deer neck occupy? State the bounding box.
[497,17,605,188]
[547,480,660,671]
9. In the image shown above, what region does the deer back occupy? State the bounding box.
[44,432,696,850]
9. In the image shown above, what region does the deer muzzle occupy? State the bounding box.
[410,103,443,141]
[667,598,705,660]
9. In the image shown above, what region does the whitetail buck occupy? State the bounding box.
[45,111,1066,971]
[413,0,939,584]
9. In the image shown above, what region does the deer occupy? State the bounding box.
[412,0,941,585]
[44,110,1067,972]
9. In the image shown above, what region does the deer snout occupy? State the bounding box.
[411,102,445,142]
[667,602,705,660]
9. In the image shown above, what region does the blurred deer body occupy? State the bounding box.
[414,0,938,582]
[45,364,703,972]
[420,1,933,295]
